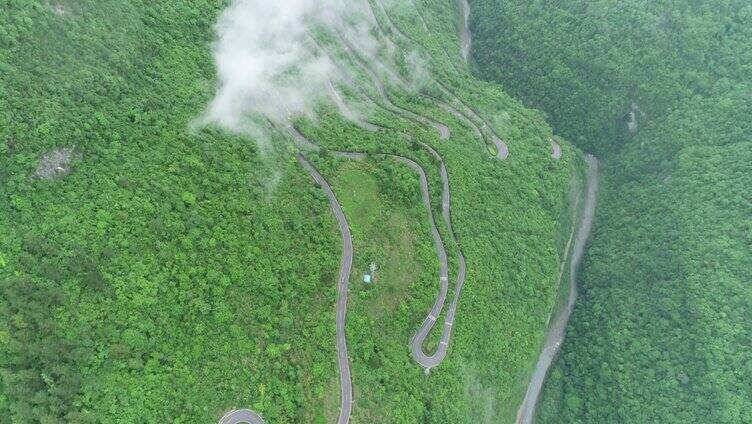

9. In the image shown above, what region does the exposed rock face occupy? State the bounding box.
[52,3,67,16]
[627,102,643,134]
[459,0,472,62]
[550,138,563,160]
[34,147,81,180]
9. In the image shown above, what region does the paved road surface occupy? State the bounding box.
[393,156,461,368]
[337,33,450,141]
[226,2,573,421]
[406,143,468,368]
[516,155,599,424]
[368,0,510,159]
[219,409,265,424]
[311,82,468,369]
[494,136,510,160]
[317,150,465,370]
[288,113,467,372]
[438,102,483,142]
[299,155,354,424]
[429,76,510,159]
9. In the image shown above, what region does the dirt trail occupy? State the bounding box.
[516,156,599,424]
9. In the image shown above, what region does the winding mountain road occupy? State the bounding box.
[317,82,468,367]
[406,142,468,368]
[317,38,472,158]
[282,2,565,416]
[287,83,469,372]
[337,33,451,141]
[299,154,354,424]
[395,155,466,368]
[516,155,599,424]
[222,1,574,422]
[218,409,265,424]
[368,0,510,159]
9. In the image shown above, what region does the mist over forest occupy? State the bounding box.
[1,0,749,423]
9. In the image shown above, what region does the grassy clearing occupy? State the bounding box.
[324,158,439,422]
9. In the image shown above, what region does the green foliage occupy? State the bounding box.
[1,1,342,422]
[471,0,752,422]
[1,278,92,423]
[319,159,438,422]
[0,0,581,422]
[471,0,752,155]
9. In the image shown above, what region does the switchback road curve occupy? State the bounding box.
[300,79,469,369]
[218,409,264,424]
[288,123,467,368]
[408,142,467,369]
[337,33,451,141]
[367,0,510,159]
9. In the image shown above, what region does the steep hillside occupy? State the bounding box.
[0,0,582,422]
[470,0,752,422]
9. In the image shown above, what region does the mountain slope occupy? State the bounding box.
[0,0,582,422]
[470,1,752,422]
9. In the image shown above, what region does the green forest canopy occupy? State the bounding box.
[470,0,752,422]
[0,0,580,422]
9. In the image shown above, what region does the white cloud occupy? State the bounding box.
[200,0,382,135]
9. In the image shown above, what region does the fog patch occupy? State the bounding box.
[405,50,428,88]
[199,0,382,140]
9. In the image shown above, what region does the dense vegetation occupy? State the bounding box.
[1,0,581,422]
[1,3,347,422]
[470,0,752,422]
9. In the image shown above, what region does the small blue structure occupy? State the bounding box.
[363,274,372,284]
